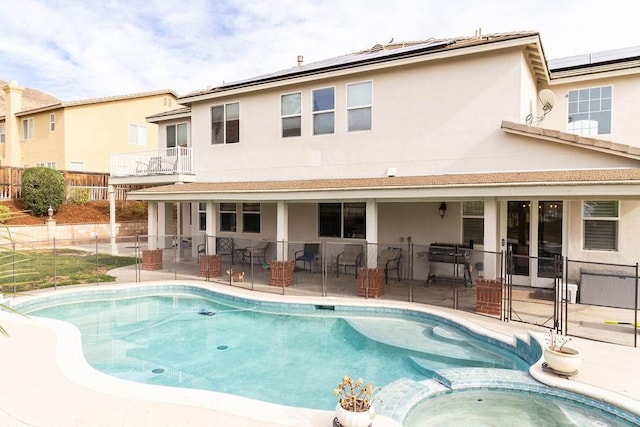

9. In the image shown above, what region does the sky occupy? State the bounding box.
[1,0,637,102]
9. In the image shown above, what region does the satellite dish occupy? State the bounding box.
[538,89,555,111]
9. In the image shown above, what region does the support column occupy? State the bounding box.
[203,201,218,255]
[143,202,163,270]
[365,199,378,268]
[109,185,118,255]
[483,197,498,280]
[147,202,158,250]
[276,201,289,261]
[158,202,173,248]
[359,200,384,298]
[269,201,293,286]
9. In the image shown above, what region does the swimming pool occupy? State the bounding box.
[19,285,530,410]
[404,389,633,426]
[11,283,640,425]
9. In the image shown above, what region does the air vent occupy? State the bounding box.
[369,43,385,53]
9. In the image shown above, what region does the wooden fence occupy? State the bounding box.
[0,166,138,201]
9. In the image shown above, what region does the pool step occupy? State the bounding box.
[430,325,472,345]
[374,378,448,424]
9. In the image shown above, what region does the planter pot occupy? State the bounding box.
[335,403,373,427]
[544,346,582,374]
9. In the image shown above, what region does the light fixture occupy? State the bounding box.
[438,202,447,219]
[47,205,53,219]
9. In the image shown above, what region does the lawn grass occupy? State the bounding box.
[0,249,138,292]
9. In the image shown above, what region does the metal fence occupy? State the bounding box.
[1,234,637,347]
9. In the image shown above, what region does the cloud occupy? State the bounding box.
[0,0,637,101]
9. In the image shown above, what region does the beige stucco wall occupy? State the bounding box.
[187,47,636,184]
[63,95,175,172]
[19,108,65,168]
[544,73,640,147]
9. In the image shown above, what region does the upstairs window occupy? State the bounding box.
[242,203,261,233]
[347,81,372,131]
[211,102,240,144]
[219,203,237,232]
[281,92,302,137]
[567,86,611,136]
[462,201,484,245]
[312,87,335,135]
[167,123,188,148]
[583,201,618,251]
[0,123,5,143]
[49,113,56,132]
[129,124,147,146]
[21,118,34,140]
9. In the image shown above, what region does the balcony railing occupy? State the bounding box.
[110,147,194,177]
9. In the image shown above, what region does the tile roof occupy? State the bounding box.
[501,121,640,160]
[180,31,545,102]
[130,168,640,198]
[14,89,178,116]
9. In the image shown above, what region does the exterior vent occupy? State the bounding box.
[370,43,385,53]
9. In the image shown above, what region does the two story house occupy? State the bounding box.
[1,80,179,173]
[116,31,640,288]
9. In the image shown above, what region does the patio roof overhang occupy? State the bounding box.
[126,168,640,203]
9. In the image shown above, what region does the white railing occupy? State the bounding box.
[110,147,194,177]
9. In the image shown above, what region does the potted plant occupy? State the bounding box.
[543,329,581,374]
[334,375,377,427]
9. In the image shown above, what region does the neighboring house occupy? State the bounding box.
[113,31,640,288]
[0,80,179,173]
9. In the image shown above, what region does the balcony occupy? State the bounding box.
[109,147,196,185]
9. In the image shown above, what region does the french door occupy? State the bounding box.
[506,200,563,287]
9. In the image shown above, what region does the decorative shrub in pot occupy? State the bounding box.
[334,375,377,427]
[543,329,581,374]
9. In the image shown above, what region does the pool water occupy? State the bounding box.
[404,390,632,427]
[27,290,529,410]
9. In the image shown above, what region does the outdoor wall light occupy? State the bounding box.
[438,202,447,219]
[48,205,53,220]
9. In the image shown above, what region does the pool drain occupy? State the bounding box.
[152,368,165,374]
[217,345,228,350]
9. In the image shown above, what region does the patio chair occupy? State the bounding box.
[216,237,234,264]
[294,243,320,272]
[377,247,402,284]
[241,241,270,265]
[336,244,363,278]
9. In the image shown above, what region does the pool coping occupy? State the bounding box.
[2,280,640,426]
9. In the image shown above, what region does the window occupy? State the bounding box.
[567,86,611,136]
[462,201,484,245]
[167,123,188,148]
[47,161,56,169]
[219,203,237,232]
[242,203,260,233]
[583,201,618,251]
[129,124,147,146]
[50,113,55,132]
[69,161,84,172]
[312,87,335,135]
[21,118,34,140]
[347,81,372,131]
[198,202,207,231]
[0,123,5,143]
[281,92,301,137]
[318,202,366,239]
[211,102,240,144]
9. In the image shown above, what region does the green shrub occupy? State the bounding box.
[0,205,10,223]
[69,188,91,205]
[22,167,66,216]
